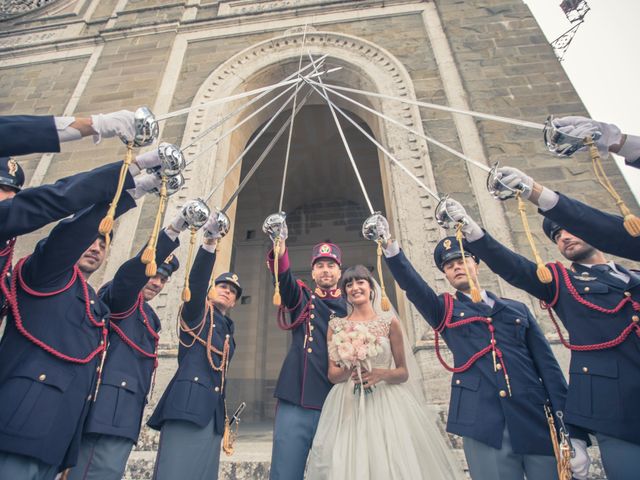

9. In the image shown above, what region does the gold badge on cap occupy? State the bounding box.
[443,239,452,251]
[164,253,174,264]
[231,274,239,282]
[319,244,331,254]
[7,158,18,177]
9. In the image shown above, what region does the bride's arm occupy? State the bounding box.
[356,318,409,386]
[327,328,352,384]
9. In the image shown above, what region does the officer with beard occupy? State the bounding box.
[447,199,640,480]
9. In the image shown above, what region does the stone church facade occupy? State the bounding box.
[1,0,635,478]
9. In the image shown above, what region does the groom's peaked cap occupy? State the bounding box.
[311,242,342,267]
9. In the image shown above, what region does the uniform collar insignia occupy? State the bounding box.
[314,287,342,298]
[570,266,597,281]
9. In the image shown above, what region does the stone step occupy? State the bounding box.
[125,422,273,480]
[125,410,606,479]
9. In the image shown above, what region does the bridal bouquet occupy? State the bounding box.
[329,322,384,395]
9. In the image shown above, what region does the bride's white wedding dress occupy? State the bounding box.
[306,316,463,480]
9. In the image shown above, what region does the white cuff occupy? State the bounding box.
[382,240,400,258]
[164,227,180,242]
[54,116,75,130]
[57,127,82,143]
[537,187,560,212]
[619,134,640,163]
[202,242,217,253]
[55,114,81,143]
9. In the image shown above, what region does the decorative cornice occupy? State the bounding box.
[0,0,61,21]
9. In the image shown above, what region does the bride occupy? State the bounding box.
[306,265,464,480]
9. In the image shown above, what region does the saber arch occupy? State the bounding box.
[97,28,523,420]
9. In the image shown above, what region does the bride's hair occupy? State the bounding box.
[340,265,377,304]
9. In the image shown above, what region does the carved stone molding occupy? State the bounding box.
[0,27,61,46]
[218,0,329,16]
[0,0,60,20]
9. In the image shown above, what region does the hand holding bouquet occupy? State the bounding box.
[329,322,383,394]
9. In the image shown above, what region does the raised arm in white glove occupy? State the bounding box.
[129,149,161,176]
[373,215,400,257]
[202,211,225,252]
[444,198,484,242]
[269,217,288,258]
[375,215,391,242]
[569,439,590,480]
[553,116,622,158]
[495,166,559,211]
[90,110,136,144]
[164,207,191,242]
[127,172,161,200]
[496,166,533,199]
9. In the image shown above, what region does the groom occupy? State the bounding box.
[265,219,347,480]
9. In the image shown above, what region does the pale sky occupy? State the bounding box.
[524,0,640,202]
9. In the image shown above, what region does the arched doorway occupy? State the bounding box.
[160,29,446,422]
[224,104,397,422]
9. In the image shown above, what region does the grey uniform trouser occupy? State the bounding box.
[269,400,322,480]
[596,432,640,480]
[152,418,222,480]
[463,428,558,480]
[65,433,134,480]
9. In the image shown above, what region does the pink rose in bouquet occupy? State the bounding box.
[329,322,384,394]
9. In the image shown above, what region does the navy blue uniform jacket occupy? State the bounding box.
[541,193,639,262]
[267,249,347,410]
[1,162,138,321]
[0,191,136,468]
[148,247,235,435]
[385,250,574,455]
[85,231,178,443]
[1,162,131,243]
[467,232,640,446]
[0,115,60,157]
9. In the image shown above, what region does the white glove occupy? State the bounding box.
[127,173,161,200]
[445,198,484,241]
[203,211,223,240]
[135,149,161,170]
[569,439,590,480]
[496,166,533,199]
[554,116,622,157]
[168,209,190,234]
[375,215,391,242]
[274,220,288,242]
[91,110,136,144]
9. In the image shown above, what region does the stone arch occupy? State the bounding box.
[163,29,441,350]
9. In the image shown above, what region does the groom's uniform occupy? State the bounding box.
[267,243,347,480]
[384,237,587,480]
